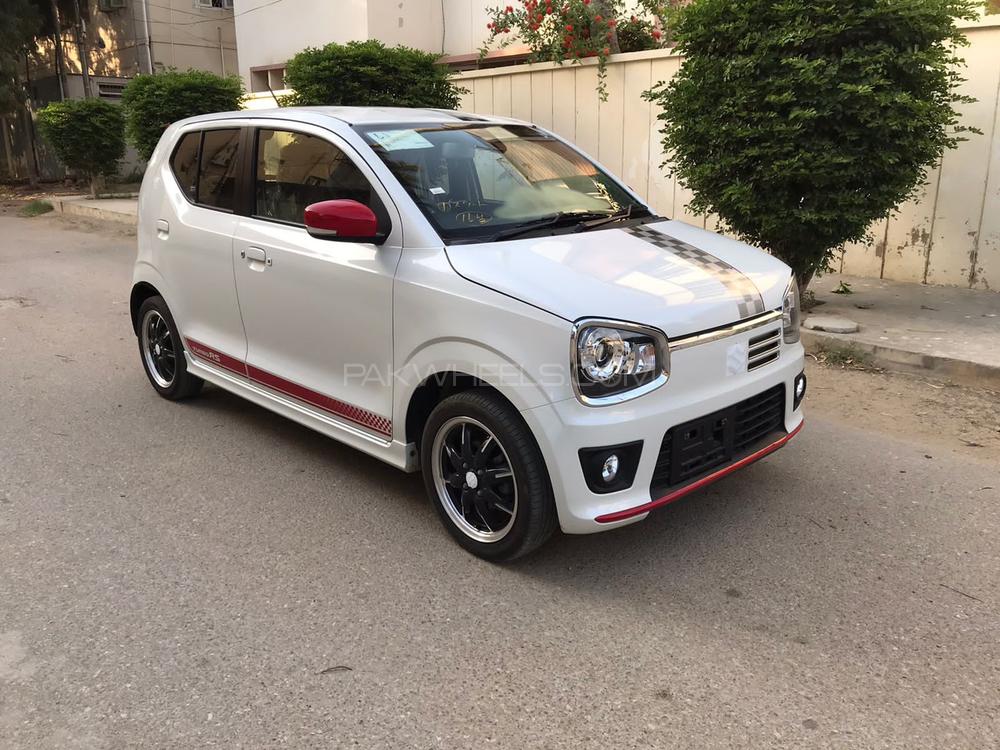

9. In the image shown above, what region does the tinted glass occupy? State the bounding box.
[358,124,643,243]
[255,129,377,225]
[170,131,200,200]
[197,128,240,210]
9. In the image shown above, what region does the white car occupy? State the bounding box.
[131,106,805,561]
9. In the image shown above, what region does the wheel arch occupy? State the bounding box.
[396,337,557,449]
[130,281,162,335]
[405,371,522,449]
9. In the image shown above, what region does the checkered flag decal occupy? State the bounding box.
[625,225,766,319]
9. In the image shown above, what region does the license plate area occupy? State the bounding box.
[650,384,787,497]
[670,408,735,487]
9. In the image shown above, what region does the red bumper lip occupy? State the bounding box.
[594,420,804,524]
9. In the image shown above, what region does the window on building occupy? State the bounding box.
[249,65,286,94]
[194,0,233,9]
[254,129,379,225]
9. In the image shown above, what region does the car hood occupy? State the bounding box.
[444,219,792,338]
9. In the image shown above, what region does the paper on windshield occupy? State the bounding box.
[367,129,434,151]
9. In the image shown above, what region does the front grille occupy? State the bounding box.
[650,384,786,496]
[747,328,781,371]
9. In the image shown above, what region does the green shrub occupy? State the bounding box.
[18,199,53,217]
[644,0,980,291]
[282,40,465,109]
[122,70,243,160]
[616,16,661,52]
[37,98,125,197]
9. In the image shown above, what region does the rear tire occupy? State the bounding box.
[137,295,203,401]
[421,389,557,561]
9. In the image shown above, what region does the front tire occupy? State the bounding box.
[421,389,557,561]
[137,295,203,401]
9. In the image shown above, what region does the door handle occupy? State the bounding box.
[156,219,169,239]
[241,246,272,267]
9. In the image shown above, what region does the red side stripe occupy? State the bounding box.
[183,338,392,438]
[595,420,804,524]
[185,338,248,377]
[245,364,392,437]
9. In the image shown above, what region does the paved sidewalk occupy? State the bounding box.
[52,194,138,225]
[806,274,1000,387]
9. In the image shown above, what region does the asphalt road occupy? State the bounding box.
[1,213,998,749]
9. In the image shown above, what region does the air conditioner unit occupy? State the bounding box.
[97,0,127,11]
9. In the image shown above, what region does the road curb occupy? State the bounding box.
[54,197,137,226]
[802,330,1000,389]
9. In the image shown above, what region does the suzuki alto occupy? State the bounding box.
[131,107,805,560]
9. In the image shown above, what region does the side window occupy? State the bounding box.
[197,129,241,211]
[254,129,379,225]
[170,131,200,201]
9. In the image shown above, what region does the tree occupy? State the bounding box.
[643,0,981,290]
[37,97,124,196]
[0,0,41,115]
[282,40,465,109]
[121,70,243,160]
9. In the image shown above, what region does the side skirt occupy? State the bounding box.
[186,354,420,473]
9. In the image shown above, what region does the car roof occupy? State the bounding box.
[180,106,527,128]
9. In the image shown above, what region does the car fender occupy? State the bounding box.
[394,336,560,418]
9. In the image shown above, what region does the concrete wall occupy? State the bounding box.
[455,16,1000,290]
[233,0,368,86]
[369,0,443,53]
[235,0,443,88]
[146,0,238,77]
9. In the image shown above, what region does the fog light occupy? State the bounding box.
[793,371,807,410]
[578,441,643,494]
[602,454,620,483]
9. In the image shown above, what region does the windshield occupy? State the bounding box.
[356,123,647,243]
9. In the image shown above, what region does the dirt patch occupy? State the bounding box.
[49,212,136,238]
[805,359,1000,465]
[0,297,36,310]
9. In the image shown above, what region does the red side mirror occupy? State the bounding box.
[303,199,383,243]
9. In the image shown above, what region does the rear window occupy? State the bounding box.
[198,129,240,211]
[169,128,241,212]
[170,131,200,201]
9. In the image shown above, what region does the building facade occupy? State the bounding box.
[2,0,239,181]
[29,0,238,102]
[235,0,547,99]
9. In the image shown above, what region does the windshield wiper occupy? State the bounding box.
[487,211,612,242]
[578,204,650,231]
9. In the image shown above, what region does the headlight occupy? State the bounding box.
[782,277,801,344]
[572,321,669,404]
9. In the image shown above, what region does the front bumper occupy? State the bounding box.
[521,336,806,534]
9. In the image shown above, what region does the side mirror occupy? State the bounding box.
[304,199,386,244]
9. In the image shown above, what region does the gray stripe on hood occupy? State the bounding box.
[624,225,766,319]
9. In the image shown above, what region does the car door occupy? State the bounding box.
[158,125,247,373]
[231,123,402,440]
